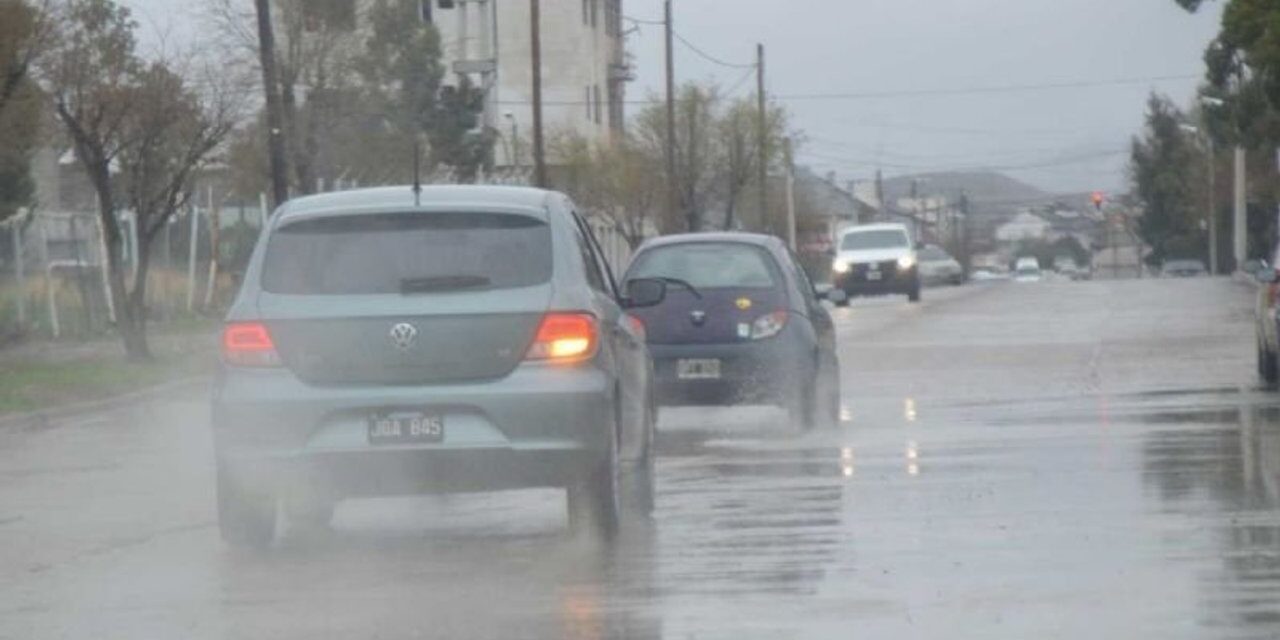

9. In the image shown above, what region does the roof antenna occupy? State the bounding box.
[412,137,422,206]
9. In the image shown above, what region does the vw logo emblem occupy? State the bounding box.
[389,322,418,352]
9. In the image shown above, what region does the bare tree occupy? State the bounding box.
[555,131,663,249]
[718,97,789,231]
[39,0,242,359]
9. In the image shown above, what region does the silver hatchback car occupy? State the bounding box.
[212,186,665,547]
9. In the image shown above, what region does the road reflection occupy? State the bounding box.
[214,500,663,640]
[1141,404,1280,630]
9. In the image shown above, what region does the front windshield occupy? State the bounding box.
[841,229,910,251]
[8,1,1274,639]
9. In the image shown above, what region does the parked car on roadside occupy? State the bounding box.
[918,245,964,286]
[622,233,841,429]
[829,223,921,304]
[1160,259,1208,278]
[970,267,1008,283]
[212,186,668,548]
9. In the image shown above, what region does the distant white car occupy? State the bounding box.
[1013,257,1042,282]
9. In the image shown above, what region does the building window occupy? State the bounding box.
[594,85,602,124]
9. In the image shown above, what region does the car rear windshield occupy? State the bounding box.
[841,229,909,250]
[261,212,552,295]
[628,243,778,289]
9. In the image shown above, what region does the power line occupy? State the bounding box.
[622,15,665,26]
[779,74,1198,102]
[799,147,1128,174]
[673,32,757,70]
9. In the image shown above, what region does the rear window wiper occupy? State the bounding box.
[400,275,492,293]
[655,277,702,299]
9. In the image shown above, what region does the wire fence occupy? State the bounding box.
[0,206,261,344]
[0,183,642,345]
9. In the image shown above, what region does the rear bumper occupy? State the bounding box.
[212,362,614,497]
[647,328,813,407]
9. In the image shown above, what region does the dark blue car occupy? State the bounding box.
[622,233,840,428]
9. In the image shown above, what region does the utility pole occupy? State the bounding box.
[1231,145,1244,271]
[664,0,678,229]
[253,0,289,210]
[1207,136,1217,275]
[530,0,548,188]
[756,43,768,231]
[784,137,796,250]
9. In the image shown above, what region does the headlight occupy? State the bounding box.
[897,255,917,269]
[833,260,852,274]
[750,310,788,340]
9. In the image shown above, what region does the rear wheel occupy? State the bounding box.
[788,366,818,429]
[567,433,620,539]
[217,463,277,551]
[834,297,851,308]
[1260,339,1278,384]
[814,353,842,429]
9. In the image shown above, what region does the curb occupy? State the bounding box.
[0,376,212,432]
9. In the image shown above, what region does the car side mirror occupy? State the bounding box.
[623,278,667,308]
[814,282,833,300]
[1257,269,1279,284]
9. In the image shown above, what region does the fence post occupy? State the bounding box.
[37,216,59,339]
[11,216,25,327]
[186,207,200,312]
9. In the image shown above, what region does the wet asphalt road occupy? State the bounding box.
[3,277,1280,639]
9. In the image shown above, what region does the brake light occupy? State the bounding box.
[750,310,788,340]
[222,322,282,367]
[625,314,646,341]
[526,313,599,362]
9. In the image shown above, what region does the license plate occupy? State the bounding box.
[867,270,883,281]
[677,358,721,380]
[368,411,444,445]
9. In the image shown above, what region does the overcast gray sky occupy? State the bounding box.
[624,0,1223,195]
[123,0,1223,196]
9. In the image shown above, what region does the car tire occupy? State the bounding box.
[567,432,620,539]
[217,463,276,551]
[814,353,842,429]
[621,400,656,517]
[834,297,851,307]
[1260,340,1278,384]
[907,280,922,303]
[788,366,819,429]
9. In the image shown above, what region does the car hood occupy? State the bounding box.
[836,248,913,264]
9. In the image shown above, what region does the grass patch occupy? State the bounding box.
[0,350,213,415]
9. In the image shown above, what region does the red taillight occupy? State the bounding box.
[526,313,599,362]
[625,314,646,341]
[222,322,282,367]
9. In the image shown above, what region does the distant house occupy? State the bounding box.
[793,168,874,253]
[996,212,1052,243]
